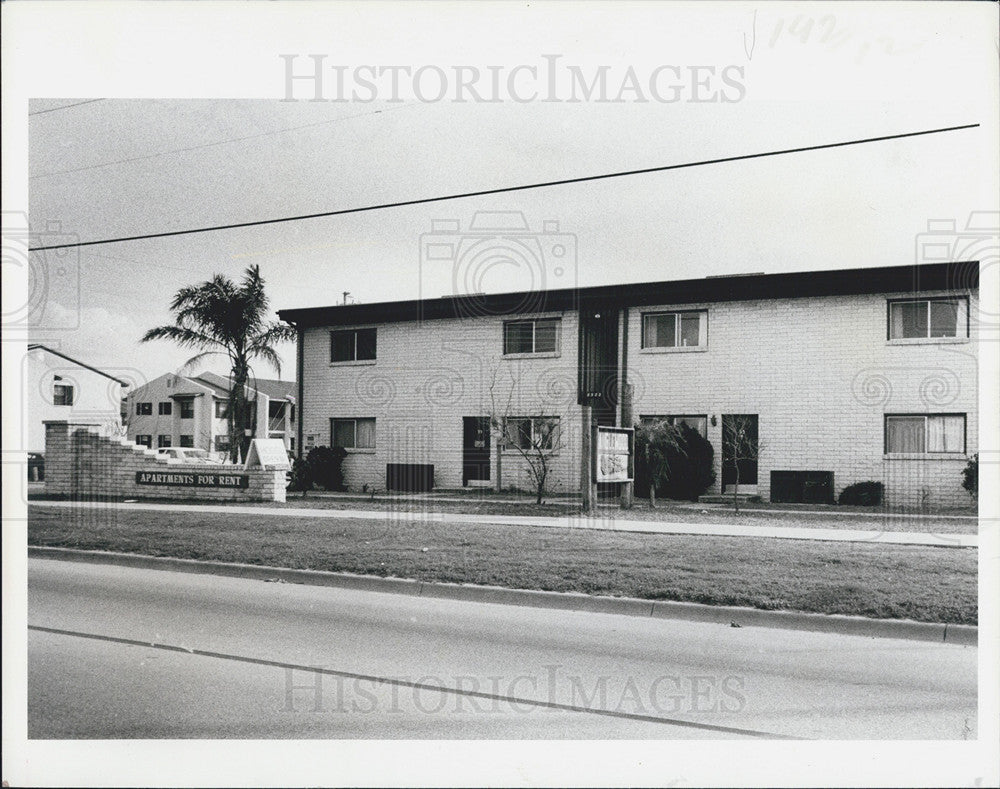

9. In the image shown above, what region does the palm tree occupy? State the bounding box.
[141,265,295,462]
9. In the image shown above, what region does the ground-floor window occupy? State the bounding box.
[157,435,172,448]
[180,435,195,448]
[503,416,560,451]
[885,414,966,454]
[214,435,230,452]
[639,414,708,438]
[135,435,152,448]
[331,417,376,449]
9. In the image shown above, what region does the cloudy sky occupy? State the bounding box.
[9,2,998,391]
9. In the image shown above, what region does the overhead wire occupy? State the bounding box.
[28,123,979,252]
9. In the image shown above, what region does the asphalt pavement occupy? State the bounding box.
[28,557,977,739]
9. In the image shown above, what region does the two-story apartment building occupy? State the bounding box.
[278,262,979,507]
[124,370,296,457]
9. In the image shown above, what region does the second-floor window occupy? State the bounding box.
[179,399,195,419]
[53,383,74,406]
[215,401,229,419]
[158,401,172,415]
[136,402,153,416]
[503,318,560,355]
[888,297,968,339]
[642,310,707,349]
[331,328,377,362]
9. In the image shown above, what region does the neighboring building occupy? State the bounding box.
[124,371,296,456]
[26,344,129,454]
[278,262,979,507]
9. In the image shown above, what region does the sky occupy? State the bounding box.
[9,2,1000,392]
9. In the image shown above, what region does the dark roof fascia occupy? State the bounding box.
[277,261,978,328]
[27,344,131,386]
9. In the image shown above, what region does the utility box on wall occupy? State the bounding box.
[770,470,835,504]
[386,463,434,493]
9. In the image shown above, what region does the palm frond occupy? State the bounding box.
[252,346,284,377]
[177,350,224,375]
[141,325,224,350]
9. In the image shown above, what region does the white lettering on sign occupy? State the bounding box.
[600,431,629,453]
[135,471,249,488]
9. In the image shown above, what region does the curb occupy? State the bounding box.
[28,546,978,646]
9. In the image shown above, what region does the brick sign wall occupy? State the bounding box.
[43,421,286,503]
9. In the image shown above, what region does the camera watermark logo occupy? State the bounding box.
[419,211,577,321]
[2,212,81,330]
[850,366,961,409]
[917,211,998,331]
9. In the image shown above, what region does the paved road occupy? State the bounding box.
[28,558,977,739]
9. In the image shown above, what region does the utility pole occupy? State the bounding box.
[581,403,593,512]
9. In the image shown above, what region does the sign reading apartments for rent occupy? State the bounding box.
[135,471,249,489]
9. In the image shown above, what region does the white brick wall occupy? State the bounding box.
[300,311,582,493]
[628,290,979,507]
[299,288,978,507]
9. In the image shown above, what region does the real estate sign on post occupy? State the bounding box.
[594,426,633,483]
[244,438,291,470]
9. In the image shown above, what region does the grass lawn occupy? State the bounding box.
[28,504,976,624]
[44,491,971,534]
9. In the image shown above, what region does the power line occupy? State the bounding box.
[30,102,420,180]
[29,99,105,116]
[28,123,979,252]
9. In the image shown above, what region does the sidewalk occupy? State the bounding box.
[268,489,979,520]
[29,499,977,547]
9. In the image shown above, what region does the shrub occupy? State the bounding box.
[634,420,682,500]
[659,424,717,501]
[838,480,884,506]
[962,454,978,498]
[634,421,716,502]
[305,446,347,491]
[287,456,312,493]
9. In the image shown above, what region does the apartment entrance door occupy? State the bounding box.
[462,416,491,485]
[722,414,759,491]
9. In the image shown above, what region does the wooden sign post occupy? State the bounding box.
[581,405,594,511]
